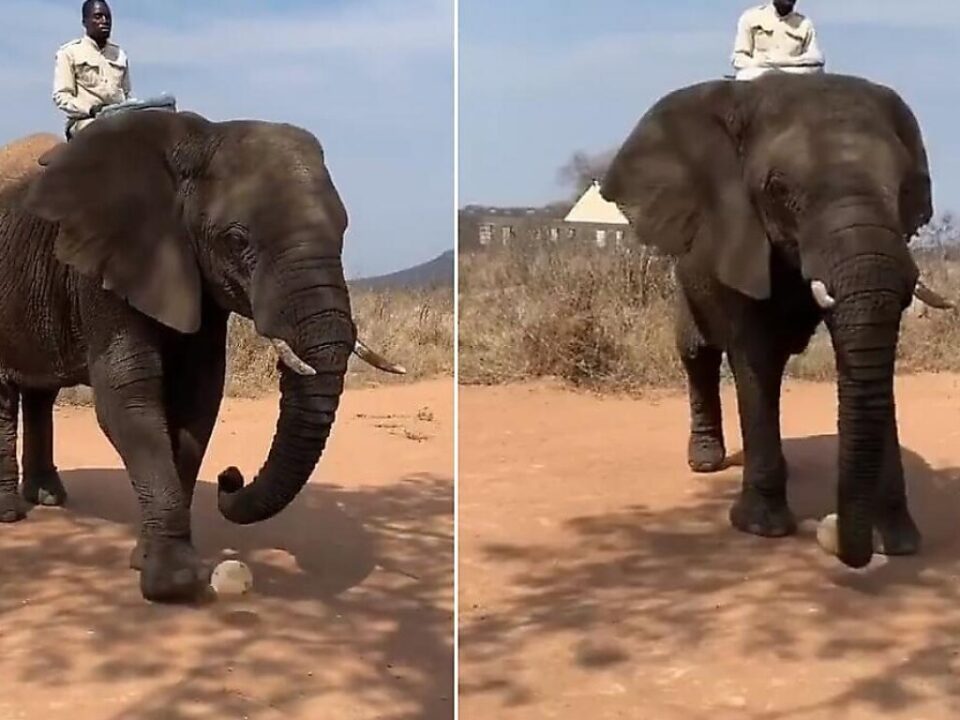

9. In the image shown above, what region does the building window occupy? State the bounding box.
[479,224,492,246]
[596,229,607,248]
[549,227,559,243]
[501,226,512,245]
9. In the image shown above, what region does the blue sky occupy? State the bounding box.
[1,0,453,279]
[460,0,960,216]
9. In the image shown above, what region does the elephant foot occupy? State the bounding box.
[688,432,726,473]
[21,470,68,507]
[874,508,922,556]
[0,489,27,523]
[140,536,210,603]
[730,488,796,538]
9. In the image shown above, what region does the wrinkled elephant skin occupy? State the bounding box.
[0,111,383,603]
[601,73,934,568]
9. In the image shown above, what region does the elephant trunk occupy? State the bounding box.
[823,250,906,568]
[218,298,355,525]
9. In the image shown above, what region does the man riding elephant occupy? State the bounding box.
[731,1,825,81]
[53,0,131,139]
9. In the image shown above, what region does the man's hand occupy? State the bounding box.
[732,52,760,71]
[777,54,825,68]
[739,55,769,69]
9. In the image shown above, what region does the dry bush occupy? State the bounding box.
[459,241,960,394]
[896,255,960,375]
[459,244,683,392]
[56,286,452,405]
[785,328,836,382]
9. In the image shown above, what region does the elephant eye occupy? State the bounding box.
[224,225,249,244]
[222,225,256,271]
[765,173,803,214]
[765,173,788,198]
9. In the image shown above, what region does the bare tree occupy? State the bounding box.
[914,213,960,261]
[557,149,617,198]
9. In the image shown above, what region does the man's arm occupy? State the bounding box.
[731,12,759,69]
[122,60,132,100]
[120,52,133,100]
[52,48,95,118]
[800,22,825,64]
[775,21,825,66]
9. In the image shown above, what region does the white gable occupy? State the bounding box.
[564,181,628,225]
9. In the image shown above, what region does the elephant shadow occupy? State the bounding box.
[58,468,381,601]
[783,434,960,567]
[709,434,959,565]
[460,433,960,712]
[4,470,453,720]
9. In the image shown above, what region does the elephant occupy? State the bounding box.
[600,72,951,569]
[0,109,403,602]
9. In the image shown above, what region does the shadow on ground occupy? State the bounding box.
[0,470,453,720]
[459,435,960,717]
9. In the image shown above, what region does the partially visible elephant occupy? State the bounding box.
[0,110,402,602]
[601,73,950,569]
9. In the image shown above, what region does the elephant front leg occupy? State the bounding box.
[677,296,726,472]
[727,345,796,538]
[129,394,224,572]
[131,315,227,572]
[0,381,26,523]
[20,389,68,507]
[874,417,921,555]
[681,346,726,472]
[170,309,227,504]
[90,349,208,603]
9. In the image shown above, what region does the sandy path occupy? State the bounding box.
[459,375,960,720]
[0,379,453,720]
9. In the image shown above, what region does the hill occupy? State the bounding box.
[349,250,454,291]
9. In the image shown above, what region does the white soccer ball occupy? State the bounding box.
[815,513,884,557]
[210,559,254,596]
[816,513,840,555]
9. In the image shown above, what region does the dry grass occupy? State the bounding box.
[56,286,452,406]
[459,245,683,392]
[459,244,960,394]
[898,258,960,374]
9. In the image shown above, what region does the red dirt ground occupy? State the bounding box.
[0,379,453,720]
[459,374,960,720]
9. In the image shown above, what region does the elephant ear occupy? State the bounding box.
[600,81,770,300]
[871,83,933,241]
[873,83,933,239]
[24,111,206,333]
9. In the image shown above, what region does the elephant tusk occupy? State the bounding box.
[811,280,836,310]
[353,338,407,375]
[913,279,955,310]
[270,339,316,376]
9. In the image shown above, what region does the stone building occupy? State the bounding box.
[459,181,633,251]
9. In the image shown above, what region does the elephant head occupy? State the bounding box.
[23,109,402,525]
[601,73,946,569]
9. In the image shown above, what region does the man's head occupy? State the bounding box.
[82,0,112,46]
[773,0,797,17]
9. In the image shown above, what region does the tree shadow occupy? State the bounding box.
[459,435,960,716]
[0,469,453,720]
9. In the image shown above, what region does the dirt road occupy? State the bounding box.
[0,379,453,720]
[459,375,960,720]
